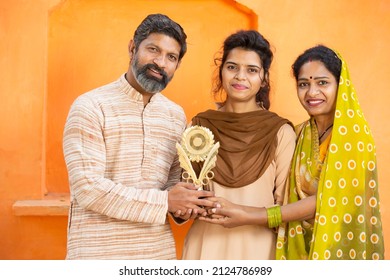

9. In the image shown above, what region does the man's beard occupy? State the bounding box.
[131,57,172,94]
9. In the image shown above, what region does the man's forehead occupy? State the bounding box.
[141,33,181,53]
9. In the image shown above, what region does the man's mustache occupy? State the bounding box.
[143,64,168,80]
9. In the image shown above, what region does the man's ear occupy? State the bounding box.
[176,60,182,70]
[128,39,135,57]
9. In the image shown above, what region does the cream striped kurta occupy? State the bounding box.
[63,74,186,259]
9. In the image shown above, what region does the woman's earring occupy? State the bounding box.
[257,101,265,109]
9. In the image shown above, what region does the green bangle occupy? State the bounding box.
[266,205,282,228]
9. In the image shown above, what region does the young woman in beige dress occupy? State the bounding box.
[181,30,296,260]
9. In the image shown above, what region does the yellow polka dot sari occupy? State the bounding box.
[276,52,384,260]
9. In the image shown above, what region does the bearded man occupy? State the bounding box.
[63,14,215,259]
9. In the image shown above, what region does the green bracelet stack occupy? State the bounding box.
[266,205,282,228]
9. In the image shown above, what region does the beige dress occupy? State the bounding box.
[182,124,296,259]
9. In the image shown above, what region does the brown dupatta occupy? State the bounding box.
[192,109,292,188]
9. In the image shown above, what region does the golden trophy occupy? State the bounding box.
[176,125,220,191]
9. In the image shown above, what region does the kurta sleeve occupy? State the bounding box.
[163,154,182,191]
[63,96,168,224]
[164,121,190,190]
[273,123,296,205]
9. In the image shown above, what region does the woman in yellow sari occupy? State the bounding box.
[200,45,384,260]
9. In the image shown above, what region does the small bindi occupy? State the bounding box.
[309,76,313,79]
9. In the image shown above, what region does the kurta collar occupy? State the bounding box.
[118,74,161,103]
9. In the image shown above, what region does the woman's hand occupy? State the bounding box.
[199,197,258,228]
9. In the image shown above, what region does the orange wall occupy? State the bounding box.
[1,0,389,259]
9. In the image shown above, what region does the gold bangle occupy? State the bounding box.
[266,205,282,228]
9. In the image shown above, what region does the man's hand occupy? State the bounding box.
[171,208,199,221]
[168,182,216,216]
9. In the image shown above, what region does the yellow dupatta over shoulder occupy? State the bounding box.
[276,52,384,260]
